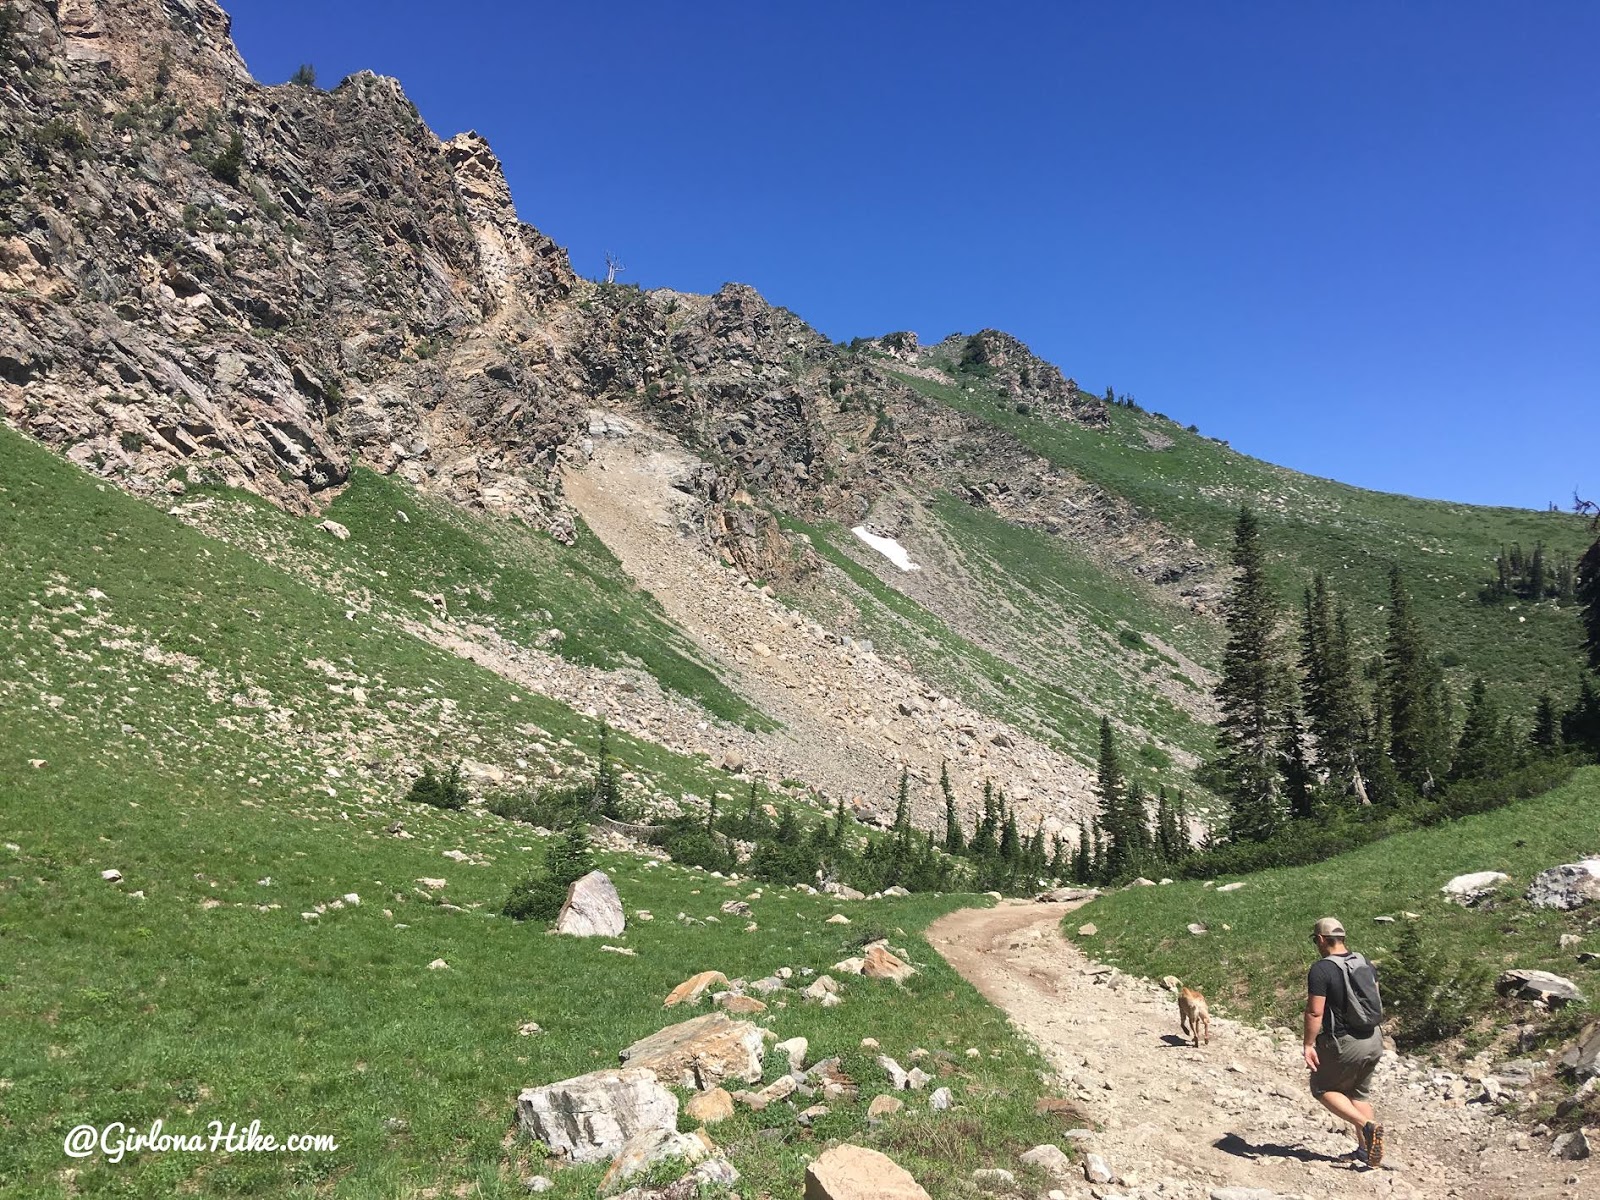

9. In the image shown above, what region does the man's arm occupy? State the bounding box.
[1303,995,1326,1069]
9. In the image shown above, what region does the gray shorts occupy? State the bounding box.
[1310,1029,1383,1101]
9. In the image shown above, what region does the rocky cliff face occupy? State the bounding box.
[1,0,1209,579]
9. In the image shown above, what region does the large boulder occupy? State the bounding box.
[516,1067,677,1163]
[1496,969,1586,1008]
[1441,870,1509,906]
[556,870,625,937]
[618,1012,765,1089]
[804,1144,931,1200]
[861,944,917,983]
[1560,1021,1600,1080]
[1526,860,1600,910]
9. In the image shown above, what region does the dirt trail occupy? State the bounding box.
[928,902,1589,1200]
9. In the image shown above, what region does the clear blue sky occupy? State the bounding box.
[223,1,1597,511]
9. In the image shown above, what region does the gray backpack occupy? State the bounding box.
[1331,952,1384,1030]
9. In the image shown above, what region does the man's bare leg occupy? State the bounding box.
[1315,1089,1369,1147]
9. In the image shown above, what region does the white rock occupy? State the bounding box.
[428,958,449,970]
[556,871,626,937]
[1441,870,1510,905]
[318,519,350,541]
[516,1067,678,1164]
[929,1086,954,1111]
[776,1036,809,1072]
[100,869,122,882]
[1084,1153,1114,1183]
[1019,1144,1072,1176]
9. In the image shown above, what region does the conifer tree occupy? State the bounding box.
[1360,688,1403,807]
[706,793,718,836]
[971,780,999,857]
[1281,708,1315,819]
[1383,566,1450,795]
[1093,716,1127,875]
[1450,678,1503,782]
[1049,835,1068,880]
[940,761,965,854]
[1211,506,1290,842]
[833,794,847,845]
[1531,692,1561,753]
[1579,539,1600,674]
[1173,792,1192,858]
[893,768,913,858]
[594,723,622,817]
[1563,675,1600,754]
[1154,787,1179,862]
[1069,829,1088,884]
[1300,577,1367,798]
[1026,825,1046,878]
[999,802,1020,864]
[743,779,764,836]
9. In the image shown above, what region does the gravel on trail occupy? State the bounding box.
[928,901,1590,1200]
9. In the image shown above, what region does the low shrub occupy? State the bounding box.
[1381,922,1488,1048]
[502,824,593,923]
[405,761,468,811]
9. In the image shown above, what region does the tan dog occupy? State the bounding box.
[1178,985,1210,1047]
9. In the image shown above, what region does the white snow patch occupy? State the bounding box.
[851,526,921,572]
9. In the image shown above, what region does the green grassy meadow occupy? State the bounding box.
[1077,766,1600,1038]
[0,429,1067,1198]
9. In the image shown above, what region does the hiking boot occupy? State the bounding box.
[1362,1121,1384,1169]
[1339,1145,1368,1165]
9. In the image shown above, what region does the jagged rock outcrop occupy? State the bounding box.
[2,0,1213,597]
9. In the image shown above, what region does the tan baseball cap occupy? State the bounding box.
[1312,917,1346,938]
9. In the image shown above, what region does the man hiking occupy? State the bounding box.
[1303,917,1386,1167]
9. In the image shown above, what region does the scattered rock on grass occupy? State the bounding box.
[1442,870,1510,906]
[1526,860,1600,910]
[776,1036,808,1072]
[861,944,916,982]
[1496,969,1585,1008]
[804,1144,930,1200]
[517,1067,677,1163]
[599,1127,717,1194]
[685,1087,734,1124]
[664,971,729,1008]
[618,1013,765,1089]
[556,870,625,937]
[1019,1144,1072,1176]
[1560,1021,1600,1079]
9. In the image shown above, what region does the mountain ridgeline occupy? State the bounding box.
[2,0,1596,853]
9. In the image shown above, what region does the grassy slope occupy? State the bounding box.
[186,465,772,730]
[889,363,1591,716]
[1077,766,1600,1037]
[0,430,1065,1198]
[780,506,1215,780]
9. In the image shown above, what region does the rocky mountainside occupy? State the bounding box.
[3,0,1591,837]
